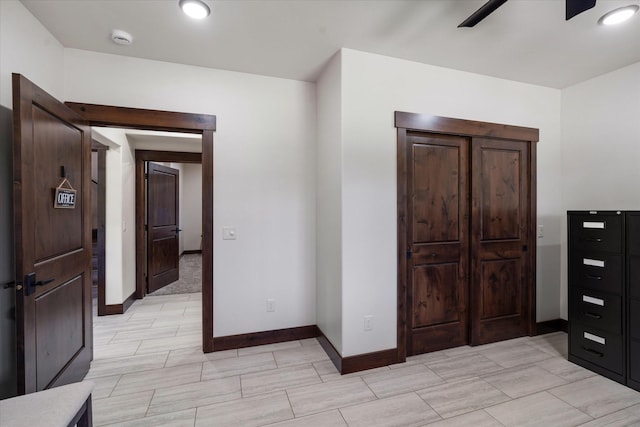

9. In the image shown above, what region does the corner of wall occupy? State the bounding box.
[315,50,344,354]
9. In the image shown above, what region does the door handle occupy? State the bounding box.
[24,273,54,296]
[175,228,182,233]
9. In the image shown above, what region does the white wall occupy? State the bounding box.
[64,49,317,336]
[92,127,137,304]
[560,61,640,319]
[0,0,64,107]
[182,163,203,252]
[0,0,65,398]
[316,52,344,353]
[337,49,563,356]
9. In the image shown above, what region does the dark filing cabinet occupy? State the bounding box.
[568,211,640,391]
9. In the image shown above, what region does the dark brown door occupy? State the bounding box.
[406,133,469,355]
[470,138,530,345]
[12,74,92,394]
[147,163,180,294]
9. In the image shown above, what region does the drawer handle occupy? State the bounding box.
[584,312,602,319]
[582,347,604,358]
[586,274,603,280]
[586,238,603,242]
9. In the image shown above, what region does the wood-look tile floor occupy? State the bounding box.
[87,294,640,426]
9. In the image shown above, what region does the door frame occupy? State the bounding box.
[66,102,215,353]
[136,151,201,297]
[395,111,539,362]
[92,141,108,316]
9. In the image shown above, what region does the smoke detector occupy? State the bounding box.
[111,30,133,46]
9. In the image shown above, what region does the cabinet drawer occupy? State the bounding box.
[570,325,623,374]
[570,288,621,334]
[631,299,640,341]
[627,213,640,256]
[630,259,640,300]
[569,253,622,294]
[570,214,622,253]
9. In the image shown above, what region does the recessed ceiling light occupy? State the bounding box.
[179,0,210,20]
[598,5,639,26]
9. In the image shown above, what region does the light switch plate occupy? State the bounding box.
[223,227,236,240]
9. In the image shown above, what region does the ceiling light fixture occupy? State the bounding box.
[598,5,639,26]
[179,0,210,19]
[111,29,133,46]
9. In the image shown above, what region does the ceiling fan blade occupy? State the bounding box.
[566,0,596,20]
[458,0,509,28]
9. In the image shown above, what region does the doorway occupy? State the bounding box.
[91,142,107,316]
[135,151,203,298]
[66,102,215,353]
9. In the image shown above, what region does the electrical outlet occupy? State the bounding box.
[537,224,544,238]
[266,299,275,312]
[364,315,373,331]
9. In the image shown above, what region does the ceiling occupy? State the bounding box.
[21,0,640,88]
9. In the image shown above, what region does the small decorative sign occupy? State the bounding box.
[53,178,77,209]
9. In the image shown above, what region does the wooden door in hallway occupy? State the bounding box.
[405,133,469,355]
[147,163,180,294]
[12,74,92,393]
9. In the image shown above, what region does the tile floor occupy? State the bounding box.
[88,293,640,426]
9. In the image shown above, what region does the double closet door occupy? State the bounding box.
[397,113,537,357]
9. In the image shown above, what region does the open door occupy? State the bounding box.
[12,74,92,394]
[146,162,180,294]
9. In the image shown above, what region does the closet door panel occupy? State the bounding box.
[480,258,521,319]
[471,138,530,345]
[406,133,469,355]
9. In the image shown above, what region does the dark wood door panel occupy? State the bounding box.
[406,133,468,355]
[471,138,529,345]
[412,263,461,328]
[412,143,462,243]
[13,74,92,393]
[479,148,522,241]
[150,236,179,279]
[147,163,180,294]
[410,323,468,355]
[35,275,85,390]
[479,258,521,320]
[33,106,83,261]
[148,170,177,226]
